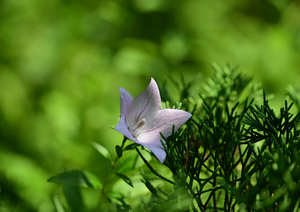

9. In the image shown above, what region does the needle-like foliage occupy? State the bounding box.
[48,64,300,211]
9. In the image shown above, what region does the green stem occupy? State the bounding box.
[135,147,175,185]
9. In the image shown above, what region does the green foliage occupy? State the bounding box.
[287,84,300,111]
[115,145,124,159]
[63,185,85,212]
[2,0,300,211]
[0,172,37,212]
[91,142,112,161]
[48,170,102,189]
[114,173,133,188]
[47,64,300,211]
[241,96,300,211]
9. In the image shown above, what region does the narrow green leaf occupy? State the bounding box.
[115,172,133,187]
[48,170,102,189]
[91,142,111,160]
[143,178,158,196]
[53,195,65,212]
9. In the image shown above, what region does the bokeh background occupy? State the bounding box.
[1,0,300,211]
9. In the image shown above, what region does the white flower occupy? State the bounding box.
[115,78,192,163]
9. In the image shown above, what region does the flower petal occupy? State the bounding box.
[119,87,134,118]
[115,78,192,164]
[126,78,161,127]
[114,117,139,143]
[140,141,167,163]
[136,109,191,163]
[141,109,192,138]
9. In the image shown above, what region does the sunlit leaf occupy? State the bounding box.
[115,152,139,173]
[53,195,65,212]
[91,142,112,160]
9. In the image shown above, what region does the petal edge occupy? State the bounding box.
[119,87,134,118]
[115,117,139,143]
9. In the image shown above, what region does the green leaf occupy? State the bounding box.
[63,184,85,212]
[115,152,140,173]
[53,195,65,212]
[48,170,102,189]
[115,145,123,158]
[115,172,133,187]
[91,142,111,160]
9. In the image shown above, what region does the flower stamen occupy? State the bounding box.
[129,118,146,138]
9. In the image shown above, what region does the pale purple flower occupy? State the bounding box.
[115,78,192,163]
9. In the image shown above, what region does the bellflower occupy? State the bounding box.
[115,78,192,163]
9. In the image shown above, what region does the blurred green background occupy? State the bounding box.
[1,0,300,211]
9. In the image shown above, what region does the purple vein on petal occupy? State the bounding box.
[143,113,188,133]
[135,90,154,123]
[144,117,160,129]
[125,110,129,126]
[125,106,130,126]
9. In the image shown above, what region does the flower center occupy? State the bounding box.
[129,118,146,138]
